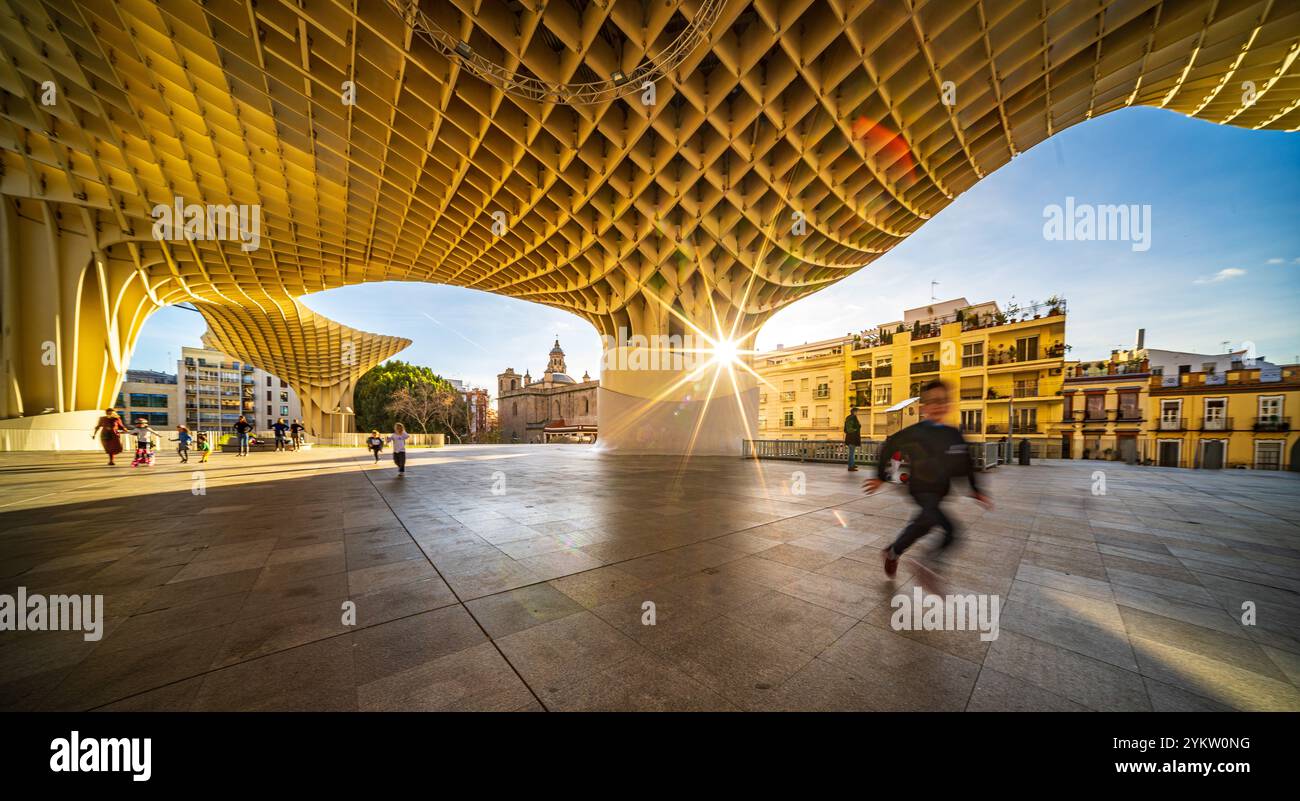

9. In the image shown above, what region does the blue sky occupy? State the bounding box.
[130,106,1299,391]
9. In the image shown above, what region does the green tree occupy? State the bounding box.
[354,360,454,432]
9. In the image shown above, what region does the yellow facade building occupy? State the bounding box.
[846,297,1068,452]
[754,338,848,441]
[1057,335,1299,471]
[753,297,1069,451]
[1146,362,1299,471]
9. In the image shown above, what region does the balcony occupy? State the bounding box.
[910,359,941,375]
[1012,383,1039,398]
[1253,416,1291,432]
[1158,417,1188,431]
[780,391,796,402]
[850,369,872,382]
[874,365,892,378]
[812,417,831,429]
[1115,409,1143,423]
[961,356,984,368]
[1201,417,1233,432]
[986,423,1007,434]
[959,390,983,401]
[959,425,982,435]
[813,388,830,399]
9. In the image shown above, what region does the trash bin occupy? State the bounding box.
[1018,439,1032,465]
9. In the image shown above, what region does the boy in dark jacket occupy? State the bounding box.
[863,380,992,578]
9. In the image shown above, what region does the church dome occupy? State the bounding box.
[548,372,576,384]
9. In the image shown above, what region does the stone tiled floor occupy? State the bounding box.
[1,445,1298,711]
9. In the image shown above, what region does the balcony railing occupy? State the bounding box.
[1158,417,1188,431]
[961,356,984,368]
[910,359,941,374]
[813,388,830,399]
[874,365,893,377]
[780,391,796,402]
[1201,417,1232,431]
[1012,384,1039,398]
[959,391,983,401]
[850,369,872,381]
[1253,416,1291,432]
[986,423,1007,434]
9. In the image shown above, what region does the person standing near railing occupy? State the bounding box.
[844,408,862,472]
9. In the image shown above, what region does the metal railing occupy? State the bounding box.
[1201,417,1232,431]
[1158,417,1188,431]
[1253,416,1291,431]
[743,439,881,464]
[910,360,941,374]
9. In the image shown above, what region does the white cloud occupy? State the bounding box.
[1266,258,1284,264]
[1194,268,1246,284]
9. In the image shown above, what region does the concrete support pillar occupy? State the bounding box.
[595,331,760,456]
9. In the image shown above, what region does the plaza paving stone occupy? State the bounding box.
[1,444,1298,711]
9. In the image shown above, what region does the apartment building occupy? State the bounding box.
[753,337,848,441]
[115,370,179,428]
[847,297,1068,450]
[177,346,302,433]
[1058,330,1298,470]
[1147,357,1298,470]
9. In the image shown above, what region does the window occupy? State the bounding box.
[1203,398,1227,430]
[1160,399,1182,430]
[281,405,289,416]
[874,385,892,406]
[1085,394,1105,420]
[800,378,809,392]
[266,390,272,401]
[280,379,288,388]
[875,356,892,368]
[960,409,982,433]
[512,402,518,416]
[782,410,794,427]
[279,392,288,403]
[814,378,830,399]
[800,407,809,419]
[1015,336,1039,362]
[1013,408,1038,432]
[266,405,272,416]
[961,342,983,368]
[582,397,589,415]
[266,376,272,386]
[1259,395,1283,421]
[1118,391,1140,420]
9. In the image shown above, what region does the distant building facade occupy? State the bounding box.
[177,346,303,433]
[497,340,598,443]
[115,369,179,428]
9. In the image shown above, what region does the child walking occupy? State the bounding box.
[171,425,193,463]
[863,380,992,587]
[385,423,409,476]
[196,432,212,463]
[129,419,161,467]
[365,430,384,463]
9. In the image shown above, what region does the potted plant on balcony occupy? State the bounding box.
[1045,294,1063,316]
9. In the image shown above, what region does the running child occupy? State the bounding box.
[171,425,193,463]
[863,380,992,583]
[385,423,409,476]
[129,419,161,467]
[365,430,385,463]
